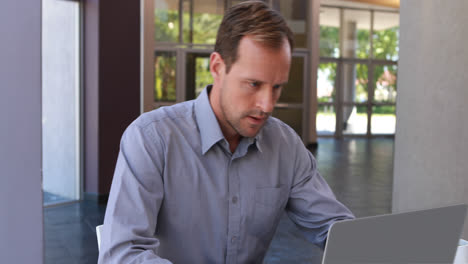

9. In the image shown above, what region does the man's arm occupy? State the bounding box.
[98,122,172,264]
[285,136,355,250]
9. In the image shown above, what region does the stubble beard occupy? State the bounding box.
[219,93,270,139]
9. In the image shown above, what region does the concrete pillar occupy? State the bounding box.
[393,0,468,238]
[306,0,320,146]
[341,20,357,129]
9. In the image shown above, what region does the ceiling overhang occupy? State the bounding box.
[342,0,400,9]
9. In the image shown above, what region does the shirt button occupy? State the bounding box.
[232,196,238,204]
[231,236,237,243]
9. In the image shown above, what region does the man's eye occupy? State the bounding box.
[250,82,259,88]
[273,84,282,90]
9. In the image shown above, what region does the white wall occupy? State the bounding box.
[42,0,80,200]
[393,0,468,238]
[0,1,43,263]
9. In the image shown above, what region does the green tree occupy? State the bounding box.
[155,9,179,42]
[154,9,222,102]
[318,24,398,105]
[373,26,399,60]
[187,13,223,44]
[154,53,176,101]
[356,29,370,58]
[319,26,339,57]
[318,62,337,103]
[372,27,398,106]
[195,57,212,96]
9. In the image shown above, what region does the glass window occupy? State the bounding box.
[273,0,308,48]
[371,105,396,134]
[343,105,367,135]
[317,105,336,135]
[317,7,399,138]
[155,0,180,43]
[273,107,303,136]
[184,0,224,44]
[373,12,399,60]
[342,63,368,103]
[155,51,177,102]
[186,53,211,100]
[317,62,336,103]
[373,64,397,103]
[279,56,304,104]
[319,7,340,58]
[343,9,371,59]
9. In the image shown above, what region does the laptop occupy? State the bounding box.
[322,204,467,264]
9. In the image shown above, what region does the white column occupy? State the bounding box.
[341,20,357,129]
[393,0,468,238]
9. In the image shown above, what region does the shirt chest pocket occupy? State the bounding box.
[249,185,289,238]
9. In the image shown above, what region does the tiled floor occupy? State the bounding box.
[44,138,394,264]
[44,191,72,206]
[44,200,106,264]
[264,138,394,263]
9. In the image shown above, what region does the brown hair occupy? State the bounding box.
[214,1,294,73]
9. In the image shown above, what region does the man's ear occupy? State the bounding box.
[210,52,225,81]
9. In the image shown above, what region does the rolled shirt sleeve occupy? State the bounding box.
[98,122,173,264]
[286,134,355,250]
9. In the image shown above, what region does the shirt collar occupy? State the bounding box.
[194,85,225,155]
[254,130,263,153]
[194,85,264,155]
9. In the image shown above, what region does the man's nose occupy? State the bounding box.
[256,88,275,114]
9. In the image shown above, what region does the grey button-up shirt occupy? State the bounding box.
[98,86,354,264]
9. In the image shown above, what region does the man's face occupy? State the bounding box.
[211,36,291,139]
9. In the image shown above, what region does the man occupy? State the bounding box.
[99,1,354,263]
